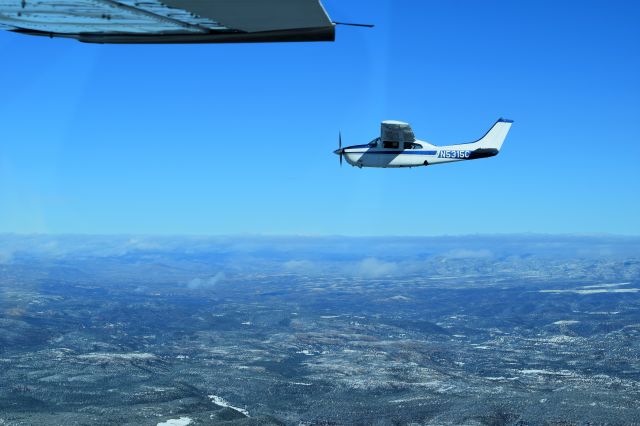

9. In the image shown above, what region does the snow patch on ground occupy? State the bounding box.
[546,335,580,344]
[553,320,580,325]
[78,352,156,361]
[157,417,192,426]
[581,282,631,289]
[390,396,429,404]
[540,288,639,295]
[520,369,573,376]
[209,395,250,417]
[388,295,411,301]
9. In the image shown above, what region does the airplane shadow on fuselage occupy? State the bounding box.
[346,148,430,168]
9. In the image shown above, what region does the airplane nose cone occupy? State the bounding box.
[334,149,343,155]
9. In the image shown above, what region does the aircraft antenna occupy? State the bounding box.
[333,22,375,28]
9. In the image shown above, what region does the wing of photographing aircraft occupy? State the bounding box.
[0,0,335,43]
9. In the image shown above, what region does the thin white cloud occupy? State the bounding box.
[283,260,318,273]
[186,272,225,290]
[0,248,13,264]
[354,257,398,278]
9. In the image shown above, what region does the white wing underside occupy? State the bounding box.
[0,0,335,43]
[381,121,416,144]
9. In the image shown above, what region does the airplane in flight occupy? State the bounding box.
[334,118,513,169]
[0,0,365,44]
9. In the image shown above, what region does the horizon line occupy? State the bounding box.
[1,232,639,239]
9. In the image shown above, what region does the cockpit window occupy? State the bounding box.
[368,138,380,148]
[404,142,423,150]
[383,141,400,149]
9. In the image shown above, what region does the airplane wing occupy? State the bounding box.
[381,121,416,144]
[0,0,335,44]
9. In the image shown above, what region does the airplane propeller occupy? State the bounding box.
[338,132,343,166]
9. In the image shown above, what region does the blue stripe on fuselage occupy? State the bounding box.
[346,150,437,155]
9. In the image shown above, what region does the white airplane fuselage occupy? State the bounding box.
[335,118,513,169]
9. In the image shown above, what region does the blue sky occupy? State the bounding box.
[0,0,639,236]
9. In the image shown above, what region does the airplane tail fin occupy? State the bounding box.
[477,118,513,151]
